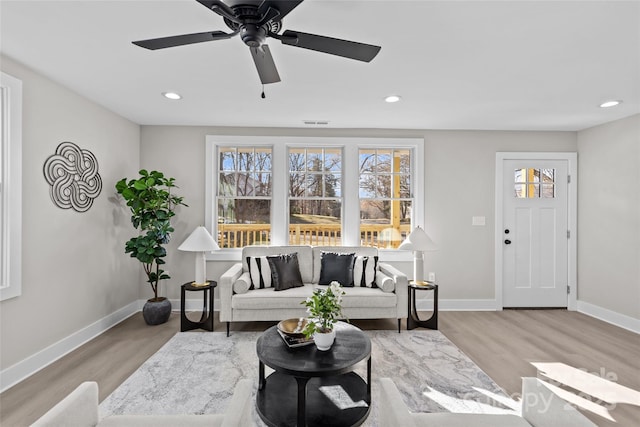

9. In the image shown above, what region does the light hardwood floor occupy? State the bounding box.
[1,310,638,426]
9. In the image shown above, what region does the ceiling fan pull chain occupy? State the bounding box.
[261,85,266,99]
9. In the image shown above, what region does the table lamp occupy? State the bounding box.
[178,226,220,287]
[398,226,437,282]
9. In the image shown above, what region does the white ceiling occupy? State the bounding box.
[1,0,639,131]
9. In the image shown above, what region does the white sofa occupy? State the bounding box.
[219,245,409,336]
[379,377,597,427]
[30,379,253,427]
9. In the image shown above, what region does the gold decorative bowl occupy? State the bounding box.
[277,318,308,338]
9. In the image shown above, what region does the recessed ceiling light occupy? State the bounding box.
[162,92,182,100]
[385,95,401,103]
[599,100,621,108]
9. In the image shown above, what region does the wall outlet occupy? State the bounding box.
[428,272,436,282]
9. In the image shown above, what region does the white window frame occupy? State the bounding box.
[206,136,424,261]
[0,72,22,301]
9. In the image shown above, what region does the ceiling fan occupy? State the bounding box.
[132,0,381,85]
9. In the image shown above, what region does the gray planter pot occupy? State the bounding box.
[142,297,172,325]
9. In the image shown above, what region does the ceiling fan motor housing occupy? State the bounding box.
[241,24,267,47]
[223,5,282,47]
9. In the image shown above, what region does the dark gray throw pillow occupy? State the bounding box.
[318,252,355,286]
[267,253,304,291]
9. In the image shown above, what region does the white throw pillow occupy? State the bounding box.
[246,256,272,289]
[353,255,378,288]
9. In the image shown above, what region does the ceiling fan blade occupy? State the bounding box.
[250,45,281,84]
[258,0,304,22]
[280,30,381,62]
[132,31,235,50]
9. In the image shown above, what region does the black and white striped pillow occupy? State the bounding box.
[246,256,272,289]
[353,255,378,288]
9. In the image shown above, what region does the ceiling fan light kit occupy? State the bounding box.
[132,0,381,85]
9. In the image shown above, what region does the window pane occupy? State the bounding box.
[253,173,271,196]
[305,173,323,197]
[542,184,555,198]
[542,169,555,183]
[255,148,272,172]
[290,200,342,245]
[359,150,376,172]
[289,149,305,172]
[515,169,526,183]
[325,148,341,172]
[325,174,341,197]
[359,175,376,198]
[528,183,540,198]
[398,150,411,174]
[236,172,254,196]
[376,175,391,198]
[306,149,323,171]
[289,172,305,197]
[219,147,236,171]
[237,147,253,171]
[515,184,526,198]
[216,199,271,247]
[218,172,235,196]
[399,174,411,198]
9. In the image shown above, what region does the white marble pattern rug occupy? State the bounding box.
[100,329,518,426]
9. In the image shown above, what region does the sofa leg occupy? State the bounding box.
[397,319,401,333]
[226,322,230,337]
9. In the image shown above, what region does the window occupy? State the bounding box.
[0,72,22,301]
[289,147,342,245]
[206,136,423,259]
[359,148,412,248]
[514,168,555,198]
[216,146,272,248]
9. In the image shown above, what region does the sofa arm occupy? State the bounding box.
[378,378,417,427]
[219,263,243,322]
[31,382,99,427]
[379,262,409,318]
[221,378,254,427]
[521,378,596,427]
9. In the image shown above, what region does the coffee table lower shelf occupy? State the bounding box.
[256,372,370,427]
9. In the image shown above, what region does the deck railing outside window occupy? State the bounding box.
[217,224,410,249]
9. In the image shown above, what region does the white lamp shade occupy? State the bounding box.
[398,226,437,252]
[178,226,219,252]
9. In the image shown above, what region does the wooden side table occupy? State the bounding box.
[180,281,216,332]
[407,281,438,330]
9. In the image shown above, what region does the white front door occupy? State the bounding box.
[500,158,570,307]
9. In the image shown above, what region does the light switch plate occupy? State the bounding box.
[472,216,486,226]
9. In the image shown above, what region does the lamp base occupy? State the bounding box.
[191,281,210,288]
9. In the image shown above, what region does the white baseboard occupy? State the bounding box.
[415,298,498,311]
[0,301,140,393]
[577,300,640,334]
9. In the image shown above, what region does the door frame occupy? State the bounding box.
[494,152,578,310]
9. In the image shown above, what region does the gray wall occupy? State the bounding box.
[0,56,141,371]
[140,126,577,304]
[577,114,640,319]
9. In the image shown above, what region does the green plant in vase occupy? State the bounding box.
[115,169,187,325]
[302,282,346,350]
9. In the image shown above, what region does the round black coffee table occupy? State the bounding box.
[256,322,371,427]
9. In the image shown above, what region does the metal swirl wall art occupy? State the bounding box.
[43,142,102,212]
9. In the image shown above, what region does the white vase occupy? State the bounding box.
[313,328,336,351]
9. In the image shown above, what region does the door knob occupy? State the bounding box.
[504,239,511,245]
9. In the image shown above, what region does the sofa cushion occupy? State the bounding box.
[247,256,272,289]
[318,252,355,286]
[232,285,315,309]
[375,271,395,292]
[267,253,304,291]
[312,246,379,284]
[243,246,313,283]
[353,255,378,287]
[232,272,252,294]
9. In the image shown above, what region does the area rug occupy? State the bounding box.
[100,329,518,426]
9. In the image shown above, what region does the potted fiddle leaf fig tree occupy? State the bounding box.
[115,170,187,325]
